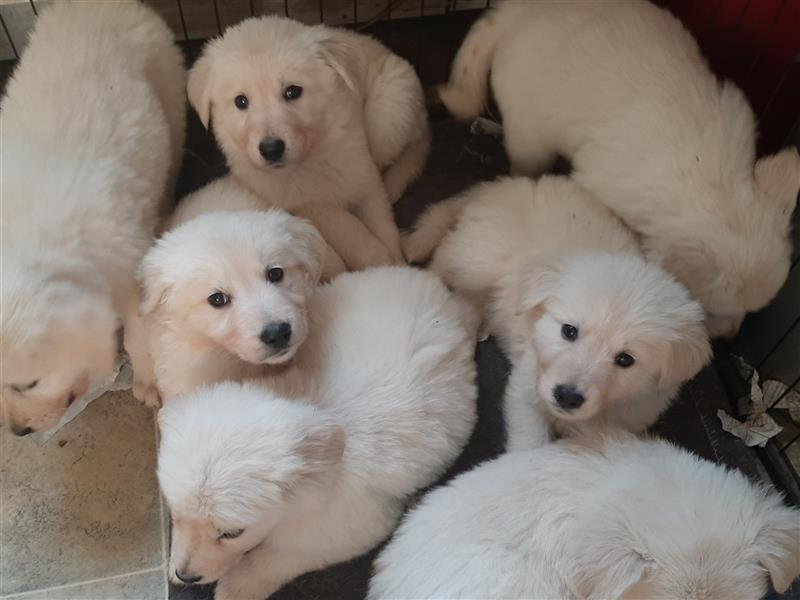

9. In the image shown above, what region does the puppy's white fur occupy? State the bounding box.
[370,432,800,599]
[170,176,346,280]
[188,16,430,268]
[441,0,800,337]
[158,267,477,599]
[141,210,326,400]
[406,177,709,440]
[0,0,185,433]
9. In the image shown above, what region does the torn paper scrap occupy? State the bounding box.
[717,409,782,448]
[470,117,503,138]
[32,353,133,444]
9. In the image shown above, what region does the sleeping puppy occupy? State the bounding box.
[440,0,800,338]
[188,16,430,269]
[158,267,478,599]
[0,1,185,434]
[404,177,709,443]
[369,431,800,599]
[141,210,325,400]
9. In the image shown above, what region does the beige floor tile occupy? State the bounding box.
[2,568,166,600]
[0,391,164,596]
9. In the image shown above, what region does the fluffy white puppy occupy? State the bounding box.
[405,177,709,440]
[170,176,346,280]
[440,0,800,337]
[158,267,478,599]
[188,16,430,268]
[141,210,326,400]
[370,432,800,600]
[0,1,185,434]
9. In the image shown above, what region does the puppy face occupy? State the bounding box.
[0,275,117,435]
[142,210,325,365]
[188,17,354,172]
[158,382,345,585]
[653,147,799,339]
[517,253,709,422]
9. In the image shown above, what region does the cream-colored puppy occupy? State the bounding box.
[0,1,185,435]
[441,0,800,337]
[158,267,477,599]
[141,210,326,400]
[170,176,346,280]
[370,432,800,599]
[405,177,709,442]
[188,16,430,268]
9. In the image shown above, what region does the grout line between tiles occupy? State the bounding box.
[0,567,164,599]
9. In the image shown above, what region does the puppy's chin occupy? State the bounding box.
[260,343,300,365]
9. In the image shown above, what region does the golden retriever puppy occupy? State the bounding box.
[188,16,430,268]
[0,1,185,435]
[440,0,800,338]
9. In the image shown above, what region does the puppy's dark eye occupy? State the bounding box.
[219,528,244,540]
[234,94,248,110]
[11,379,39,393]
[283,85,302,101]
[615,352,635,368]
[561,324,578,342]
[266,267,284,283]
[208,292,230,308]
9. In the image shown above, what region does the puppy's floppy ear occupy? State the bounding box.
[287,218,327,285]
[753,504,800,594]
[572,543,653,599]
[515,256,560,319]
[316,33,359,96]
[187,52,214,129]
[755,146,800,217]
[139,246,173,315]
[659,307,711,389]
[296,417,346,474]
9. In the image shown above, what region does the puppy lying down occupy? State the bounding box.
[158,267,478,599]
[369,431,800,599]
[441,0,800,337]
[188,16,431,269]
[405,176,710,443]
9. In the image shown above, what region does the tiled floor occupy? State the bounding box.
[0,391,167,599]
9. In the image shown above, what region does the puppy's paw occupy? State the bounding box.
[401,231,428,265]
[133,379,162,408]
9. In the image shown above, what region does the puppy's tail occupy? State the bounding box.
[402,193,476,264]
[438,7,503,120]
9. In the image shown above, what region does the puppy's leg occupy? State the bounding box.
[382,127,431,204]
[321,242,346,281]
[293,202,394,271]
[504,358,551,452]
[357,190,405,264]
[505,126,558,177]
[214,546,315,600]
[123,298,161,408]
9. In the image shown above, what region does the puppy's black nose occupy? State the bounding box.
[258,137,285,163]
[260,321,292,349]
[175,570,201,584]
[11,425,34,437]
[553,385,585,410]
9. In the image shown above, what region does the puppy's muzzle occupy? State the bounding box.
[259,137,285,164]
[175,569,202,585]
[553,384,585,411]
[260,321,292,350]
[11,424,34,437]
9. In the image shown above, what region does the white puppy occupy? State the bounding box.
[405,177,709,441]
[0,1,185,434]
[158,267,478,599]
[188,16,430,268]
[141,210,326,400]
[440,0,800,337]
[370,432,800,599]
[170,176,346,280]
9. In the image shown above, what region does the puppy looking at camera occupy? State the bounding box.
[440,0,800,337]
[369,431,800,600]
[0,1,185,434]
[141,209,326,401]
[188,16,430,268]
[158,267,477,599]
[405,177,709,444]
